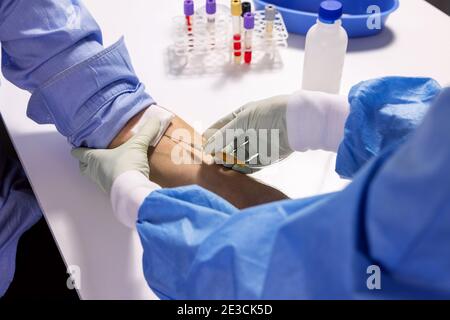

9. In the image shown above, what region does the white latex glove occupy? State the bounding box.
[72,118,161,194]
[204,95,292,172]
[203,90,349,172]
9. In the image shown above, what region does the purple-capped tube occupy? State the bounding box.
[184,0,194,16]
[184,0,195,51]
[206,0,216,23]
[243,12,254,64]
[184,0,194,32]
[244,12,255,29]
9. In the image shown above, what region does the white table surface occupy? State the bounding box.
[1,0,449,300]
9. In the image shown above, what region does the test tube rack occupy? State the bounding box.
[168,5,289,75]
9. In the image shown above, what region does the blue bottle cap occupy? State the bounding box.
[319,1,343,24]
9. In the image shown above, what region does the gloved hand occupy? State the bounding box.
[71,118,161,194]
[203,91,349,173]
[203,95,293,172]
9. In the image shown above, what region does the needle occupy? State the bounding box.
[164,134,249,170]
[164,134,203,153]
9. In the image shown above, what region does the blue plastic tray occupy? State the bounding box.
[253,0,400,38]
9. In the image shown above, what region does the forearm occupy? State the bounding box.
[111,111,288,209]
[148,116,289,209]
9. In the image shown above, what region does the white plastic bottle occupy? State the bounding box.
[302,1,348,94]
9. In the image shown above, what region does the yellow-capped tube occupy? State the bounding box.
[231,0,242,64]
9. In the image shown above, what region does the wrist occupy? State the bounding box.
[108,105,175,149]
[109,107,150,149]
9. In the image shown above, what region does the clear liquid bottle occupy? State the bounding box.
[302,1,348,94]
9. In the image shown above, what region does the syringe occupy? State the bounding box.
[231,0,243,64]
[265,4,276,36]
[243,12,254,64]
[165,134,248,170]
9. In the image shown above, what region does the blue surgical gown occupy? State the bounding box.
[136,77,450,299]
[0,0,154,296]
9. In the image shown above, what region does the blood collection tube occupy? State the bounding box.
[184,0,194,33]
[241,1,252,17]
[231,0,243,64]
[243,12,254,64]
[206,0,216,25]
[241,1,251,32]
[265,4,276,36]
[206,0,216,47]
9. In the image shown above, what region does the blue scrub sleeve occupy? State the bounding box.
[0,150,42,297]
[336,77,441,179]
[0,0,155,148]
[137,185,334,299]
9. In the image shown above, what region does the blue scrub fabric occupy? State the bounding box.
[0,144,42,297]
[337,77,441,178]
[0,0,155,148]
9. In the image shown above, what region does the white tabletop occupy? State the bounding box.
[1,0,449,300]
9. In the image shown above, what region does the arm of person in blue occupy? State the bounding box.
[109,77,449,299]
[336,77,441,178]
[0,0,171,297]
[0,0,163,148]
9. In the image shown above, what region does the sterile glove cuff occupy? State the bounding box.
[286,90,349,152]
[111,170,161,228]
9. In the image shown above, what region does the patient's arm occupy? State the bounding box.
[148,116,289,209]
[110,111,289,209]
